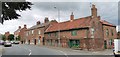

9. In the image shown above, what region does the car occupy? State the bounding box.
[4,40,12,47]
[0,40,4,45]
[14,41,20,44]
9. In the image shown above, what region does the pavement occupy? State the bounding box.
[0,44,116,57]
[0,45,3,57]
[41,45,114,55]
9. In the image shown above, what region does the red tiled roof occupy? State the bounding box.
[100,20,116,27]
[45,16,91,32]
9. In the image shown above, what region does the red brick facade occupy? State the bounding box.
[19,25,27,44]
[14,4,117,51]
[5,31,10,40]
[14,26,21,40]
[25,17,50,45]
[44,4,117,50]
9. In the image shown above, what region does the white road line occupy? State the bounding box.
[17,45,32,55]
[28,49,32,56]
[57,50,68,57]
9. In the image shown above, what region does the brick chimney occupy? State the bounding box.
[70,12,74,21]
[50,20,58,24]
[98,16,101,20]
[36,21,41,25]
[19,26,21,29]
[91,4,97,17]
[44,17,49,23]
[24,24,27,28]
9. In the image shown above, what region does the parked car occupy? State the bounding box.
[113,39,120,57]
[14,41,20,44]
[0,40,4,45]
[4,40,12,47]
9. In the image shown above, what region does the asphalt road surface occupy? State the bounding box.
[1,44,115,57]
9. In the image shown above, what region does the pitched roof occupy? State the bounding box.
[27,22,50,30]
[45,16,91,33]
[14,28,21,33]
[100,20,116,27]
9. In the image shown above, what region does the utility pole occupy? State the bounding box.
[54,7,61,47]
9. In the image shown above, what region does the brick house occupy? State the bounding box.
[5,31,10,40]
[14,26,22,41]
[26,17,50,45]
[19,24,27,44]
[117,32,120,39]
[44,4,117,50]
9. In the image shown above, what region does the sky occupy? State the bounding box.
[0,0,119,34]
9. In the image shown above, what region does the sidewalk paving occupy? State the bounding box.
[0,46,3,57]
[41,45,114,55]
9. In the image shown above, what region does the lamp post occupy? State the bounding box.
[54,7,61,47]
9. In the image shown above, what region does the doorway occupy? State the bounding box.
[104,40,107,49]
[34,39,36,45]
[68,39,80,48]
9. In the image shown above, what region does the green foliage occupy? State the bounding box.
[16,35,20,41]
[8,34,14,41]
[72,45,80,48]
[2,35,6,41]
[2,2,33,24]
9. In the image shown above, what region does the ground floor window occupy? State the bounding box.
[109,39,112,45]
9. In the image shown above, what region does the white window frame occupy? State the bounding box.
[91,28,95,38]
[32,30,34,34]
[38,30,41,34]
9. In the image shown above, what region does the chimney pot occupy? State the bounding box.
[91,4,97,17]
[37,21,41,25]
[70,12,74,21]
[44,17,49,23]
[24,24,27,28]
[19,26,21,29]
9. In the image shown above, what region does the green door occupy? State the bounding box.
[68,40,80,48]
[104,40,107,49]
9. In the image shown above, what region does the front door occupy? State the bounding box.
[34,39,36,45]
[68,39,80,48]
[104,40,107,49]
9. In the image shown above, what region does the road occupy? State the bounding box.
[2,44,65,55]
[1,44,115,57]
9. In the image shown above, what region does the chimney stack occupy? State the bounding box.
[24,24,27,28]
[36,21,41,25]
[19,26,21,29]
[98,16,101,20]
[91,4,97,18]
[70,12,74,21]
[44,17,49,23]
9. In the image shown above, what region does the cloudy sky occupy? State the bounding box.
[0,0,119,34]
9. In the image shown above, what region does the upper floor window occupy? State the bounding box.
[55,32,58,37]
[48,33,51,37]
[26,32,28,36]
[32,30,34,34]
[91,28,95,35]
[111,29,114,36]
[106,29,109,36]
[38,30,41,34]
[71,30,77,36]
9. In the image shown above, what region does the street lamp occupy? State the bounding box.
[54,7,61,47]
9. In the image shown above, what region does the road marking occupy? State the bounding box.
[57,50,68,57]
[28,49,32,56]
[17,45,32,55]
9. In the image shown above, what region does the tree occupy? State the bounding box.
[16,35,20,41]
[2,35,6,41]
[8,34,14,41]
[1,2,33,24]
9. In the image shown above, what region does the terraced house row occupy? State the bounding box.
[14,5,117,51]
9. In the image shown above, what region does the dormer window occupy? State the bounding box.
[106,29,109,36]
